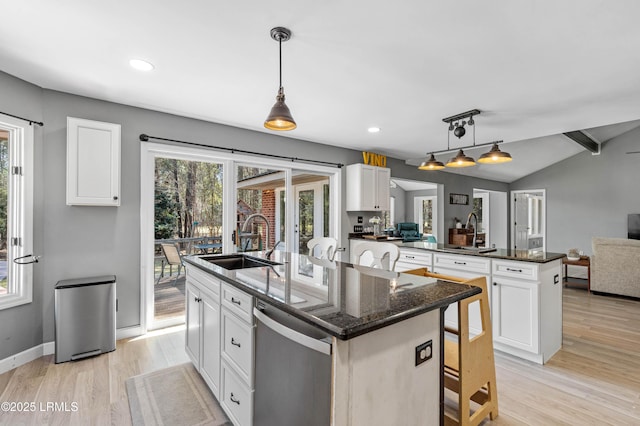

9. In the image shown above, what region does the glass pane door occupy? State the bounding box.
[153,158,223,326]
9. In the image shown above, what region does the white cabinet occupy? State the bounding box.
[66,117,121,206]
[432,253,492,337]
[220,283,254,426]
[185,267,221,398]
[346,164,390,211]
[395,248,433,272]
[491,259,562,364]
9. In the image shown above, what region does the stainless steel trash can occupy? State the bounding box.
[54,275,116,363]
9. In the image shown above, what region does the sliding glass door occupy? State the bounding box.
[141,142,341,332]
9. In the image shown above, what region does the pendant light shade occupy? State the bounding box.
[477,143,512,164]
[264,27,296,131]
[446,149,476,168]
[264,87,296,130]
[418,153,445,170]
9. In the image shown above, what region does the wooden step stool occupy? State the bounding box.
[406,268,499,426]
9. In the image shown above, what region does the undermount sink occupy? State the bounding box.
[201,254,282,270]
[447,246,498,254]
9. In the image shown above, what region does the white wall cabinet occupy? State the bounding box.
[346,164,390,211]
[185,267,221,398]
[66,117,121,206]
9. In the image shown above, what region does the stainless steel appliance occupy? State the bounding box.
[54,275,116,363]
[253,300,332,426]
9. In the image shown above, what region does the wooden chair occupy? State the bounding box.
[352,241,400,271]
[159,243,184,285]
[405,268,499,426]
[307,237,338,261]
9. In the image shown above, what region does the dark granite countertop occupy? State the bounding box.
[184,252,480,341]
[399,242,566,263]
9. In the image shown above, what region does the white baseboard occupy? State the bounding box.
[0,326,145,375]
[116,325,144,340]
[0,343,50,375]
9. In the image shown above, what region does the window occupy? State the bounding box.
[0,115,34,310]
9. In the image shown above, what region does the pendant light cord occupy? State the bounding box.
[278,36,283,90]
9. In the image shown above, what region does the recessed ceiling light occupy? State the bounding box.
[368,127,381,133]
[129,59,154,71]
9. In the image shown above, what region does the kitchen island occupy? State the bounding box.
[351,238,566,365]
[184,251,480,426]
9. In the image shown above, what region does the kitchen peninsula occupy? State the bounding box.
[350,238,566,365]
[183,252,480,426]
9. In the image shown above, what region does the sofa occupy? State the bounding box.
[591,237,640,298]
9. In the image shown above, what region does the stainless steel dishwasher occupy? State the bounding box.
[253,300,332,426]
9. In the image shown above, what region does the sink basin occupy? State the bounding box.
[201,254,282,270]
[447,246,498,254]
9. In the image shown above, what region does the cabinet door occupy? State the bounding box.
[375,167,390,210]
[492,278,540,353]
[200,290,221,398]
[360,164,377,210]
[66,117,121,206]
[185,282,201,367]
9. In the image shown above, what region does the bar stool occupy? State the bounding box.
[405,268,499,426]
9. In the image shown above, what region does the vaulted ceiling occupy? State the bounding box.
[2,1,640,182]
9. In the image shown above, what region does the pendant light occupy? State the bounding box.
[446,149,476,168]
[264,27,296,131]
[477,142,513,164]
[418,153,445,170]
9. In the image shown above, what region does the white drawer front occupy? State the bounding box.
[222,308,254,385]
[221,360,253,426]
[187,266,220,298]
[493,260,539,281]
[398,249,432,267]
[433,253,491,275]
[222,283,253,323]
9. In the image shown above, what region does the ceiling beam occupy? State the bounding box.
[563,131,600,154]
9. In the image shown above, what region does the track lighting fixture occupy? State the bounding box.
[264,27,297,131]
[417,109,513,171]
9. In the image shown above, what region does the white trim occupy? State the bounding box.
[0,342,54,375]
[116,325,145,340]
[0,114,34,310]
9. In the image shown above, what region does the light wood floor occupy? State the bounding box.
[1,288,639,425]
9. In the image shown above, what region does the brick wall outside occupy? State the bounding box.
[262,189,276,249]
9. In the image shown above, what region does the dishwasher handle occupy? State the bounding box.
[253,307,331,356]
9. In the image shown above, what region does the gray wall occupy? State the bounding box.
[510,126,640,255]
[0,69,510,360]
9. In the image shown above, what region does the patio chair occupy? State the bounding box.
[158,243,184,285]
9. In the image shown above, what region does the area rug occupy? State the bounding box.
[126,363,232,426]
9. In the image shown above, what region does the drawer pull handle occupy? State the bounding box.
[230,393,240,405]
[231,337,241,348]
[231,297,241,305]
[454,261,467,265]
[406,255,415,259]
[506,267,523,273]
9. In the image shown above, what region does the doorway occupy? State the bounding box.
[511,189,546,251]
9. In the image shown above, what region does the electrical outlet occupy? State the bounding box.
[415,340,433,366]
[357,216,363,223]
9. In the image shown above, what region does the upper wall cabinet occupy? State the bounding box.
[346,164,390,211]
[67,117,121,206]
